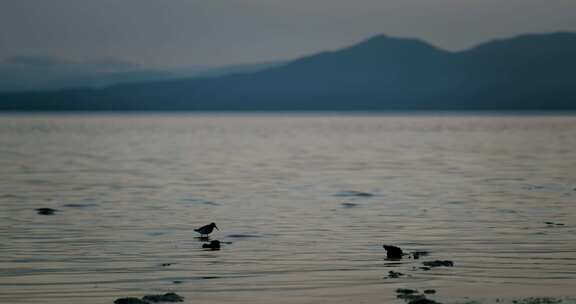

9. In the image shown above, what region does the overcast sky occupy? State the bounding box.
[1,0,575,68]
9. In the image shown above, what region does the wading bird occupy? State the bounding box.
[194,222,219,237]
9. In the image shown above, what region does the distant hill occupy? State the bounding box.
[0,57,281,92]
[1,32,576,111]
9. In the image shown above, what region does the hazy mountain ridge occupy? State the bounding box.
[1,32,575,111]
[0,57,281,92]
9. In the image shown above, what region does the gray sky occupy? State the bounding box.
[1,0,575,68]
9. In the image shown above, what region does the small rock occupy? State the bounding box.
[411,251,430,259]
[396,288,418,295]
[63,203,98,208]
[202,240,221,250]
[408,297,441,304]
[512,297,562,304]
[161,263,172,267]
[383,245,403,260]
[422,260,454,267]
[387,271,405,278]
[114,298,148,304]
[341,202,359,208]
[398,294,425,302]
[423,289,436,294]
[142,292,184,303]
[36,208,57,215]
[172,280,183,284]
[335,191,374,197]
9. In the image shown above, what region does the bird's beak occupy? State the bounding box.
[215,225,219,230]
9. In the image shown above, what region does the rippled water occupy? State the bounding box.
[1,114,575,304]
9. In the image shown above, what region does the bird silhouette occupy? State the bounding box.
[194,222,219,237]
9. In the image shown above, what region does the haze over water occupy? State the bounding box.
[1,114,575,304]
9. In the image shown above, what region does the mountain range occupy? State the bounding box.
[0,57,281,92]
[1,32,575,111]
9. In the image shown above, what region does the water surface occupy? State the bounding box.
[1,114,575,303]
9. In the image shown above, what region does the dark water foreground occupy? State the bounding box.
[0,114,575,304]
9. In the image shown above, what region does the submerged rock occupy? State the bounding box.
[114,298,148,304]
[62,203,98,208]
[411,251,430,259]
[408,297,441,304]
[202,240,221,250]
[422,260,454,267]
[334,191,374,197]
[398,294,425,302]
[36,208,57,215]
[142,292,184,303]
[396,288,418,295]
[512,297,563,304]
[396,288,442,304]
[341,202,359,208]
[383,245,404,259]
[387,271,405,278]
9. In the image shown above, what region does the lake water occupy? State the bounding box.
[1,113,575,304]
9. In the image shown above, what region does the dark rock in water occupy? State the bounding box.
[512,297,563,304]
[422,260,454,267]
[142,292,184,302]
[387,271,405,278]
[396,288,418,295]
[411,251,430,259]
[341,202,359,208]
[383,245,404,259]
[63,203,98,208]
[114,298,148,304]
[172,280,183,284]
[36,208,57,215]
[335,191,374,198]
[398,294,425,302]
[161,263,172,267]
[395,288,441,304]
[202,240,221,250]
[408,297,441,304]
[545,221,565,226]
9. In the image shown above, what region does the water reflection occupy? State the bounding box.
[0,114,575,303]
